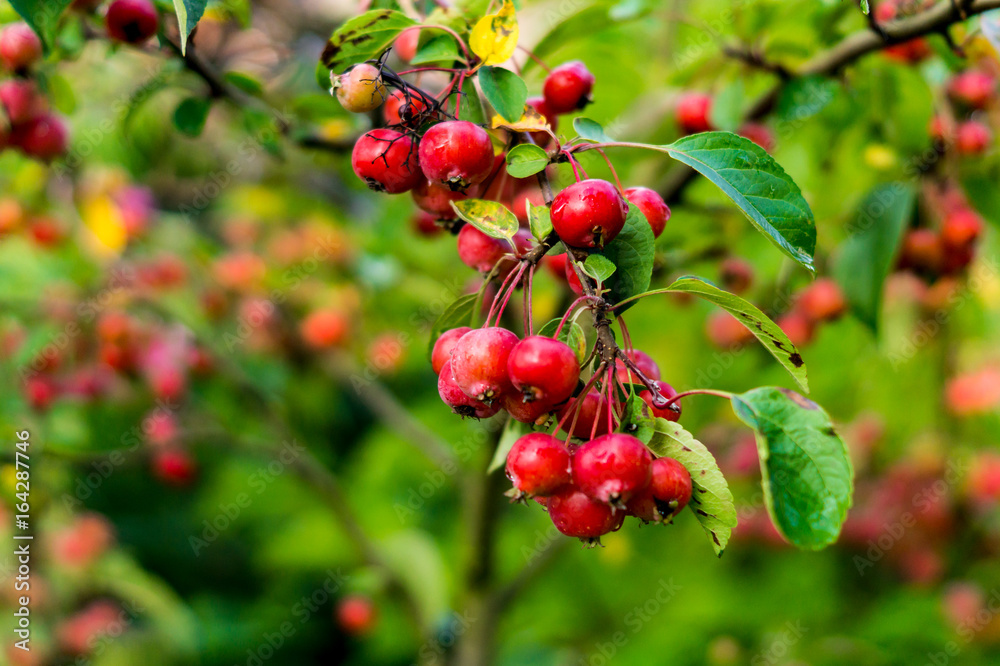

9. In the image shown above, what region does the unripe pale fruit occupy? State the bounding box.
[11,114,68,161]
[438,359,500,419]
[0,23,42,71]
[572,433,653,505]
[798,278,846,323]
[507,335,580,404]
[105,0,160,44]
[676,93,713,134]
[418,121,495,192]
[623,186,670,238]
[547,485,623,540]
[383,89,427,126]
[412,178,469,219]
[333,63,387,113]
[542,61,595,114]
[431,327,471,375]
[505,433,572,497]
[351,129,422,194]
[457,223,508,273]
[625,457,693,522]
[551,179,628,248]
[640,380,681,422]
[450,326,519,401]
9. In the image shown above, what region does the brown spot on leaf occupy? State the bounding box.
[780,388,818,410]
[789,352,804,367]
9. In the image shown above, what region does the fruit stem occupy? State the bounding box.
[516,45,552,73]
[594,147,623,194]
[553,295,601,338]
[661,389,735,410]
[421,24,472,61]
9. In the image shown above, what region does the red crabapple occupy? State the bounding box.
[941,208,983,250]
[412,178,469,219]
[526,96,558,145]
[507,335,580,404]
[777,311,815,348]
[300,309,350,349]
[333,63,387,113]
[336,595,378,636]
[719,257,754,294]
[614,349,661,386]
[948,70,996,109]
[431,327,472,375]
[551,179,628,248]
[676,93,713,134]
[352,129,422,194]
[383,89,427,126]
[0,79,46,125]
[0,23,42,71]
[105,0,160,44]
[706,311,753,349]
[449,326,519,401]
[798,278,846,323]
[557,390,614,439]
[542,61,595,114]
[501,393,558,425]
[418,120,494,192]
[625,457,693,522]
[457,224,508,273]
[547,485,623,540]
[438,359,500,418]
[640,380,681,422]
[11,114,68,161]
[738,123,775,152]
[412,211,442,236]
[899,228,943,272]
[955,121,991,155]
[393,28,420,62]
[572,433,653,505]
[505,433,572,497]
[928,116,950,144]
[623,186,670,238]
[153,448,197,486]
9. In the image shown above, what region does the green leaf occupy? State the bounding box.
[7,0,73,47]
[45,73,76,114]
[458,76,486,125]
[427,293,478,359]
[173,0,208,55]
[599,206,654,311]
[527,203,552,241]
[478,66,528,123]
[411,34,459,65]
[708,80,744,132]
[663,132,817,273]
[859,0,869,14]
[505,144,549,178]
[833,183,915,332]
[172,97,211,137]
[620,394,654,444]
[321,10,417,71]
[775,76,838,125]
[658,276,808,393]
[224,71,263,96]
[450,199,518,242]
[536,318,587,363]
[730,387,853,550]
[573,117,613,143]
[489,417,530,473]
[648,419,737,556]
[582,254,616,283]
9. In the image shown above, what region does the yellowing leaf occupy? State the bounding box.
[470,0,519,66]
[490,107,548,132]
[82,195,127,255]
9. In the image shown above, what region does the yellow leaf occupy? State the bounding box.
[491,107,548,132]
[82,194,127,255]
[469,0,519,66]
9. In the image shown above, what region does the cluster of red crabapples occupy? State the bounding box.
[333,51,694,543]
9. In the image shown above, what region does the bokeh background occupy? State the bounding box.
[3,0,1000,664]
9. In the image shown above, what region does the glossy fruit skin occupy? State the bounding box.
[547,485,623,539]
[551,179,628,248]
[0,79,44,125]
[507,336,580,405]
[505,433,572,497]
[383,89,427,126]
[941,209,983,250]
[450,326,519,401]
[542,61,595,114]
[11,114,68,161]
[640,380,681,422]
[438,359,500,419]
[431,327,472,375]
[623,186,670,238]
[412,178,469,219]
[501,393,557,425]
[676,93,713,134]
[457,224,508,273]
[955,121,992,155]
[418,121,494,192]
[572,433,653,505]
[777,311,815,348]
[351,129,422,194]
[105,0,160,44]
[543,254,584,295]
[557,390,614,439]
[0,23,42,71]
[393,27,420,62]
[615,349,661,386]
[798,278,846,323]
[948,70,996,110]
[333,63,387,113]
[625,457,693,522]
